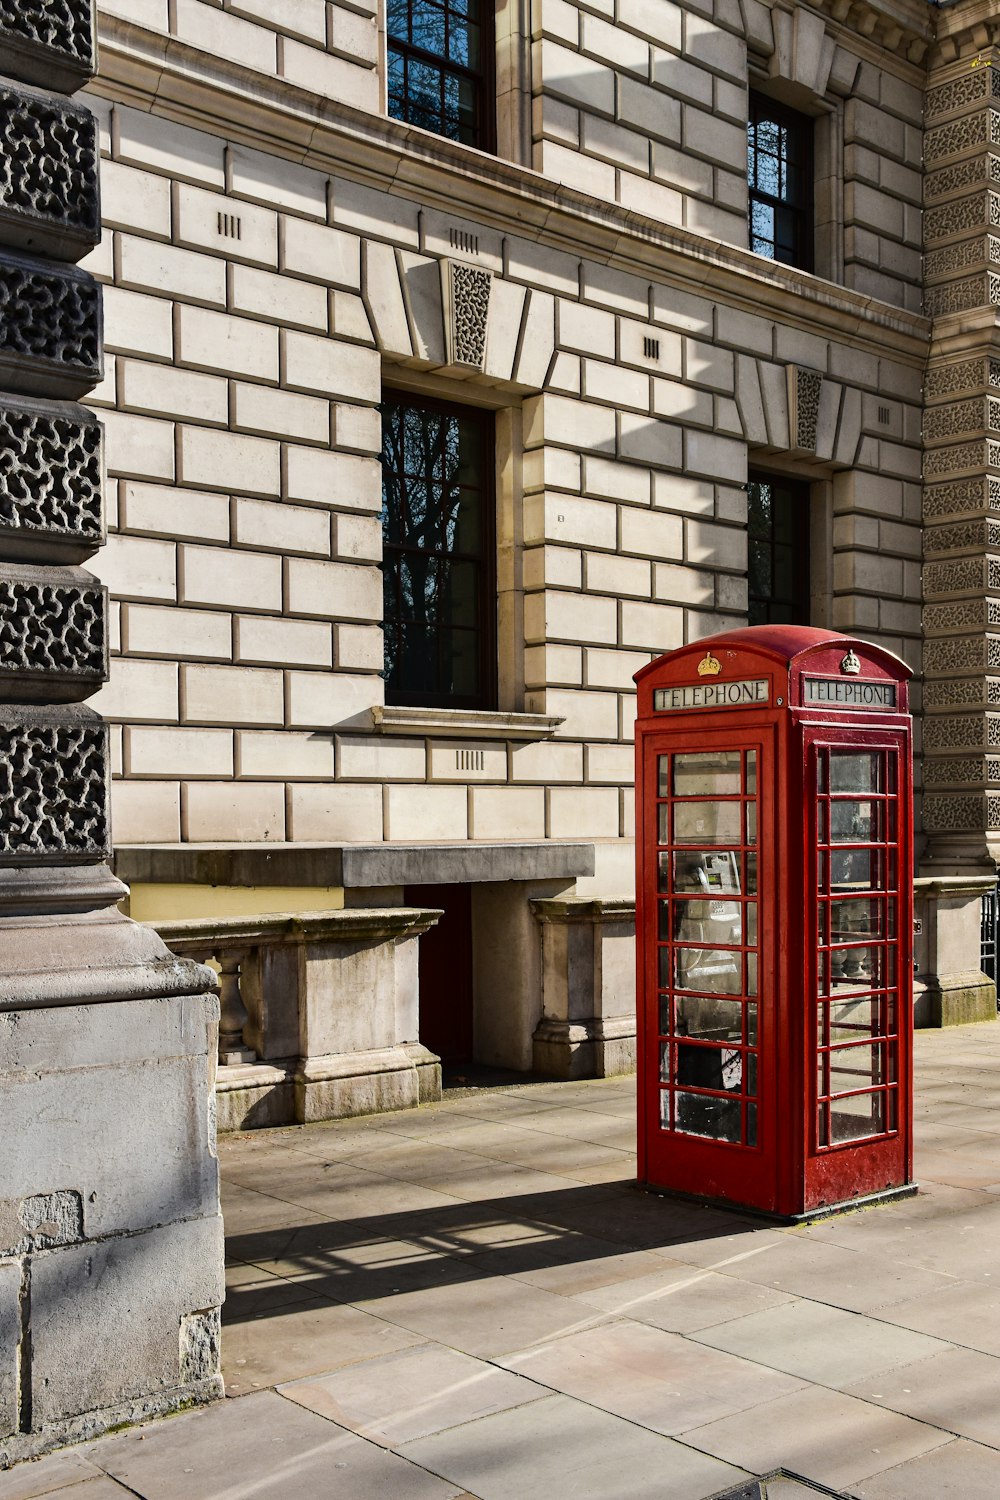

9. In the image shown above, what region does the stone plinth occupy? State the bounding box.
[531,897,637,1079]
[914,874,998,1027]
[0,871,221,1464]
[154,906,443,1130]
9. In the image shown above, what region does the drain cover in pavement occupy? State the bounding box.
[708,1472,857,1500]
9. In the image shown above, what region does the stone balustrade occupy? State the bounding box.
[151,906,443,1130]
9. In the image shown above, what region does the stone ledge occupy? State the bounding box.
[152,906,443,951]
[531,897,636,924]
[116,840,596,888]
[371,705,563,740]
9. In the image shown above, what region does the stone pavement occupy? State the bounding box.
[7,1022,1000,1499]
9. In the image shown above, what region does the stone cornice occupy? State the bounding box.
[792,0,933,69]
[932,0,1000,66]
[93,15,930,365]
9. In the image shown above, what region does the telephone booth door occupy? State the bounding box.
[803,726,913,1205]
[640,724,780,1210]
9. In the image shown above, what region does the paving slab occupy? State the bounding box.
[572,1263,795,1333]
[222,1296,426,1394]
[691,1298,950,1387]
[82,1390,465,1500]
[677,1381,952,1489]
[841,1343,1000,1448]
[357,1269,599,1356]
[498,1319,804,1435]
[397,1391,748,1500]
[852,1437,1000,1498]
[875,1277,1000,1355]
[279,1343,547,1446]
[0,1452,115,1499]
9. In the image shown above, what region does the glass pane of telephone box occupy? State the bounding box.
[675,994,744,1042]
[827,1043,884,1095]
[674,948,743,994]
[676,1091,742,1143]
[831,1091,885,1143]
[672,751,742,797]
[830,898,887,940]
[673,850,743,895]
[829,800,880,844]
[672,895,742,945]
[830,752,880,793]
[830,945,892,994]
[824,997,882,1042]
[673,801,742,846]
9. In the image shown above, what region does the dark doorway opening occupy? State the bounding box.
[406,882,474,1065]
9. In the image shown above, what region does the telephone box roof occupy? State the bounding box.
[634,625,912,683]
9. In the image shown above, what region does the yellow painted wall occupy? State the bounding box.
[125,884,346,922]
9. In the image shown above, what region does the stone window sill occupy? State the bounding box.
[371,705,563,740]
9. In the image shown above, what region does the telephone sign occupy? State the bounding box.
[634,626,915,1221]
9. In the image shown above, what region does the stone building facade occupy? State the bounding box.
[61,0,999,1119]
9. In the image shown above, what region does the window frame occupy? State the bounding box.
[385,0,497,154]
[380,388,498,712]
[746,471,812,628]
[747,90,815,274]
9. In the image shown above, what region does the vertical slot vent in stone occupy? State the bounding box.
[643,337,660,360]
[449,227,479,256]
[217,212,242,240]
[456,749,484,772]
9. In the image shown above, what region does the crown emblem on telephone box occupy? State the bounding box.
[697,652,722,677]
[840,650,861,676]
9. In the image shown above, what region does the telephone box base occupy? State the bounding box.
[635,1179,918,1225]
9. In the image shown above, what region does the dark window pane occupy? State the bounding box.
[385,0,491,150]
[746,474,810,626]
[747,93,813,272]
[381,394,495,709]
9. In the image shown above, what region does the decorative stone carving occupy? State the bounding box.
[924,598,1000,633]
[924,794,991,832]
[924,239,1000,285]
[925,154,1000,205]
[924,438,998,477]
[0,250,101,397]
[923,636,991,674]
[0,82,100,260]
[924,110,1000,167]
[0,564,106,699]
[923,477,995,520]
[926,68,1000,123]
[924,519,1000,555]
[786,365,821,452]
[925,274,1000,317]
[444,260,492,370]
[925,358,990,398]
[924,713,993,751]
[924,555,1000,596]
[925,192,1000,244]
[923,396,1000,442]
[0,0,97,94]
[925,678,1000,709]
[923,755,994,785]
[0,704,109,863]
[0,394,103,562]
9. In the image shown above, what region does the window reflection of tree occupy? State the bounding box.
[381,398,490,707]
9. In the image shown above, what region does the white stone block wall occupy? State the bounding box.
[85,0,926,877]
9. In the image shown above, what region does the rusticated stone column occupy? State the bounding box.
[922,48,1000,873]
[0,2,222,1464]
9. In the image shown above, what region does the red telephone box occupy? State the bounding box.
[634,626,914,1220]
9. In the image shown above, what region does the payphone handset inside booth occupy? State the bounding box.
[634,626,914,1222]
